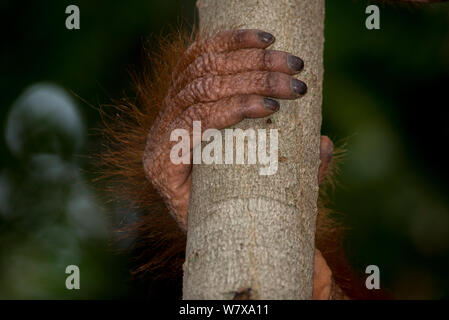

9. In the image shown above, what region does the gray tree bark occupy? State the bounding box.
[183,0,325,299]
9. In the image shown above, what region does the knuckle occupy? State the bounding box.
[235,94,250,107]
[262,49,272,69]
[185,75,219,103]
[204,76,220,100]
[191,52,215,75]
[190,55,204,77]
[265,72,279,93]
[202,52,218,74]
[205,32,223,52]
[189,77,208,100]
[233,95,253,119]
[233,29,245,45]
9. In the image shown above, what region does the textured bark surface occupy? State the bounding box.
[183,0,325,299]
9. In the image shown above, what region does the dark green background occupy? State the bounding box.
[1,0,448,299]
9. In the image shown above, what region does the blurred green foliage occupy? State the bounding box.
[0,0,448,299]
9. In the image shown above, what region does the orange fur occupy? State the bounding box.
[316,143,390,299]
[97,29,389,299]
[96,31,193,298]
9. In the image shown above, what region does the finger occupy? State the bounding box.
[158,95,279,167]
[172,71,307,109]
[313,249,333,300]
[152,95,279,201]
[180,94,280,131]
[172,49,304,95]
[318,136,334,185]
[173,29,275,82]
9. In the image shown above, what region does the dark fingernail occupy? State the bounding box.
[258,31,275,44]
[291,79,307,95]
[287,55,304,72]
[264,98,280,111]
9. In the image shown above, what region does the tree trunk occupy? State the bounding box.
[183,0,325,299]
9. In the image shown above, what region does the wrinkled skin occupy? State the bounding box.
[143,29,335,299]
